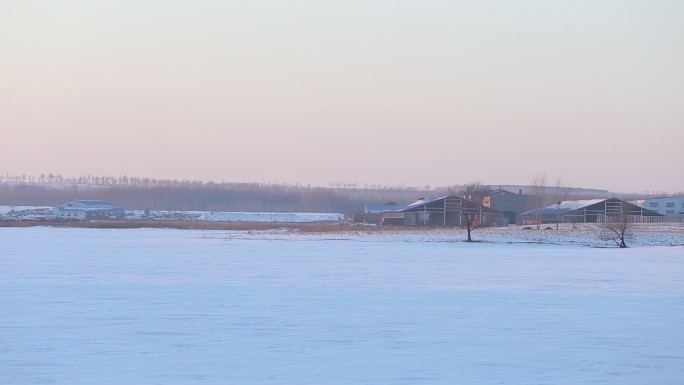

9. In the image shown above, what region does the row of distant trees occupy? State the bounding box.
[1,172,674,215]
[1,173,228,187]
[0,181,435,213]
[1,173,432,191]
[0,173,661,248]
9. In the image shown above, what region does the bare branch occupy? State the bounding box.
[599,207,631,248]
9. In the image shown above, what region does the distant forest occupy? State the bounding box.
[0,173,645,214]
[0,180,431,214]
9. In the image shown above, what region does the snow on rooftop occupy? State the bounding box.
[366,196,455,213]
[522,199,607,216]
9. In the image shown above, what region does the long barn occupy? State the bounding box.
[520,198,663,225]
[365,195,501,227]
[54,200,125,220]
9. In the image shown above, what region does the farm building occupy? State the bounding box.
[520,198,663,225]
[476,189,537,225]
[54,200,125,220]
[632,196,684,222]
[365,195,501,227]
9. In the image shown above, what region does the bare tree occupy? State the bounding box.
[600,213,631,248]
[463,207,478,242]
[461,181,491,206]
[553,176,568,229]
[598,200,639,248]
[531,172,547,229]
[464,180,490,192]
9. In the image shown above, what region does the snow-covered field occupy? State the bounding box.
[2,227,683,384]
[0,205,344,223]
[125,209,344,223]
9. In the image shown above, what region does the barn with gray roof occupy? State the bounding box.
[520,198,663,225]
[365,195,501,227]
[466,188,537,225]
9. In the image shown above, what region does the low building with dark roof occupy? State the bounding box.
[365,195,501,227]
[54,200,125,220]
[477,189,537,225]
[520,198,663,225]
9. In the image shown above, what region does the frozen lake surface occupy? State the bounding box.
[2,227,683,384]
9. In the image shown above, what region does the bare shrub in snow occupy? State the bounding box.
[600,213,632,248]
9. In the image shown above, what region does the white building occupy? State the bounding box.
[633,196,684,222]
[54,200,125,220]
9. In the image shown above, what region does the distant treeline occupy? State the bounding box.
[0,182,434,214]
[0,173,209,186]
[0,173,437,191]
[1,174,665,214]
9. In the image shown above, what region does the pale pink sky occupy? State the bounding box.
[2,1,682,192]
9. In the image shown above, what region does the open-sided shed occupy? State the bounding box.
[520,198,663,225]
[365,195,501,227]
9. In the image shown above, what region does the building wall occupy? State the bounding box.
[54,209,86,220]
[634,197,684,216]
[487,193,536,225]
[54,208,124,220]
[54,200,125,220]
[634,197,684,222]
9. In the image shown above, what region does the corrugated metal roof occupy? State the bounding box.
[488,189,514,196]
[638,196,684,201]
[366,196,500,214]
[521,199,665,217]
[57,200,124,212]
[72,199,120,207]
[521,199,606,216]
[366,196,447,214]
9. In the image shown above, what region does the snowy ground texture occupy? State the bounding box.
[0,205,344,223]
[125,209,344,223]
[2,227,684,385]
